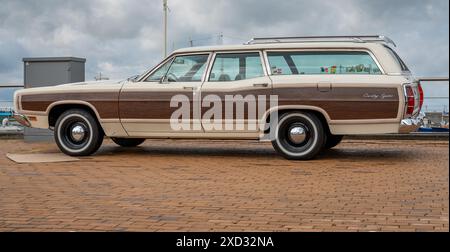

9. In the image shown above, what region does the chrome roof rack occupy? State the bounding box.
[245,35,396,47]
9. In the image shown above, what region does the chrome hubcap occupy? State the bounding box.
[288,126,307,144]
[71,125,86,142]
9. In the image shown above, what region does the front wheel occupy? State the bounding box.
[271,112,326,160]
[54,109,104,156]
[111,138,145,147]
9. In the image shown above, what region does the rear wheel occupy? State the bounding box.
[271,112,326,160]
[54,109,104,156]
[111,138,145,147]
[324,134,344,149]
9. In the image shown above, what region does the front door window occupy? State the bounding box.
[144,59,173,82]
[165,55,209,82]
[144,54,209,82]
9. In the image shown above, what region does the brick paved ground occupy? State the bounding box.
[0,139,448,232]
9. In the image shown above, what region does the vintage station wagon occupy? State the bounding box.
[14,36,423,159]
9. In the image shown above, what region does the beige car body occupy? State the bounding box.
[14,41,419,140]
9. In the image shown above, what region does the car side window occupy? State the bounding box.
[145,54,209,82]
[267,51,382,75]
[165,54,209,82]
[144,59,172,82]
[265,55,294,75]
[209,53,264,82]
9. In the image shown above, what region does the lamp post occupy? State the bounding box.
[163,0,168,58]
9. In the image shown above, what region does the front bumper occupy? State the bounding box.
[12,112,31,127]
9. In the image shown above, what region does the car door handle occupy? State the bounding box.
[317,82,331,92]
[253,83,269,87]
[183,86,194,90]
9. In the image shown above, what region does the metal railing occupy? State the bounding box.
[0,84,23,119]
[418,77,449,114]
[411,78,448,134]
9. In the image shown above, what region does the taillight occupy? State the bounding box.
[418,82,424,110]
[405,85,415,117]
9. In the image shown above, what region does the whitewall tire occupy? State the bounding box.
[54,109,104,156]
[271,112,326,160]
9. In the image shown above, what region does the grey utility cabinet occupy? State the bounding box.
[22,57,86,141]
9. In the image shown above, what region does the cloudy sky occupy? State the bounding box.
[0,0,448,84]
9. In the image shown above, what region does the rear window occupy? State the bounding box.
[209,53,264,82]
[384,46,410,72]
[267,51,382,75]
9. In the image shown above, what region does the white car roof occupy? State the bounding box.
[172,42,386,54]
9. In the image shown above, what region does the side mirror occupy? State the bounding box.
[127,75,140,82]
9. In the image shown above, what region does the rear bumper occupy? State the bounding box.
[399,120,420,134]
[12,112,31,127]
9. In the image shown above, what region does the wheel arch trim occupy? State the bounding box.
[46,100,103,121]
[260,105,332,132]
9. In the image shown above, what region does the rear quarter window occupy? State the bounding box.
[267,51,382,75]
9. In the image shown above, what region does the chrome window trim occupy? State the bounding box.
[263,48,386,76]
[262,50,271,77]
[204,52,216,82]
[201,53,214,83]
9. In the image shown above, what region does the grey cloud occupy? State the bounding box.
[0,0,448,83]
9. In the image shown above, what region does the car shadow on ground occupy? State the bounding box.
[318,148,407,161]
[92,143,409,162]
[96,144,278,158]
